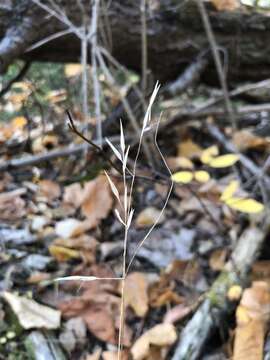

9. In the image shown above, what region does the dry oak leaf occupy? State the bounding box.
[131,323,177,360]
[102,350,129,360]
[136,207,164,228]
[38,179,61,202]
[122,272,149,317]
[59,264,132,346]
[85,349,102,360]
[81,175,113,228]
[0,188,26,221]
[232,129,270,151]
[63,182,85,209]
[53,234,97,264]
[163,303,192,324]
[211,0,240,10]
[3,292,60,330]
[233,281,270,360]
[177,139,202,159]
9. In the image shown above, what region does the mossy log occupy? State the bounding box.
[172,221,270,360]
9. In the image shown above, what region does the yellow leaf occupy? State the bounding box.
[11,116,27,129]
[65,64,83,78]
[200,145,219,164]
[171,171,193,184]
[225,197,264,214]
[194,170,210,183]
[209,154,239,168]
[49,245,80,262]
[220,180,239,201]
[227,285,242,302]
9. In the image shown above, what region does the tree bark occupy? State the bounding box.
[1,1,270,84]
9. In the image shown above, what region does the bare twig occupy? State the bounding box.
[195,78,270,113]
[207,123,270,187]
[90,0,102,146]
[96,47,154,165]
[196,0,236,129]
[0,133,123,173]
[141,0,148,97]
[26,29,74,52]
[67,110,124,175]
[81,32,89,119]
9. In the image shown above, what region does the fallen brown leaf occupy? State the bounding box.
[177,139,202,159]
[53,234,97,264]
[233,281,270,360]
[211,0,240,11]
[63,182,85,209]
[209,249,227,271]
[81,175,113,228]
[232,129,270,151]
[49,245,81,262]
[163,303,192,324]
[0,188,26,221]
[123,272,149,317]
[85,349,102,360]
[58,264,132,345]
[102,350,129,360]
[136,207,164,228]
[131,323,177,360]
[3,292,61,330]
[38,179,61,202]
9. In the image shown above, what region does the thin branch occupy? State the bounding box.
[196,0,236,129]
[31,0,82,39]
[81,32,89,119]
[67,110,123,175]
[141,0,148,98]
[91,0,102,146]
[26,29,74,52]
[207,123,270,187]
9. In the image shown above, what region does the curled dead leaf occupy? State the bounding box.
[122,272,149,317]
[81,175,113,228]
[3,292,61,330]
[131,323,177,360]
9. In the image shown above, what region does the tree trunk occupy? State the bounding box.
[1,1,270,84]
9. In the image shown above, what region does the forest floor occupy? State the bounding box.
[0,62,270,360]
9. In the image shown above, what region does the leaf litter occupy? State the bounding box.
[1,74,270,360]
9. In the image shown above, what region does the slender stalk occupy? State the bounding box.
[81,32,89,120]
[141,0,148,98]
[195,0,236,129]
[91,0,102,146]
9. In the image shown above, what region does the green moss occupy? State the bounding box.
[207,271,238,307]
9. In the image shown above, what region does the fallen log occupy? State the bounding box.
[2,1,270,84]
